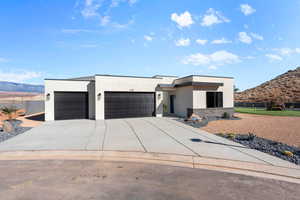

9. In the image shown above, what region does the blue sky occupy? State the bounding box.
[0,0,300,90]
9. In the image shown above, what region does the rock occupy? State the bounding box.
[2,121,14,133]
[218,133,300,165]
[188,113,203,121]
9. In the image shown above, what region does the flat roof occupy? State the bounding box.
[176,75,234,80]
[44,78,93,82]
[95,74,162,79]
[152,75,179,78]
[46,74,233,81]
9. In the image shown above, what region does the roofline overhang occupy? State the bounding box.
[175,81,223,88]
[158,81,223,89]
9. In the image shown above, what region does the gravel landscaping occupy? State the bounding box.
[177,116,240,129]
[0,120,31,143]
[178,115,300,165]
[217,133,300,165]
[201,113,300,148]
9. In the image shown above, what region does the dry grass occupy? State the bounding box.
[201,113,300,148]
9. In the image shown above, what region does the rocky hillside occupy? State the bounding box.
[235,67,300,103]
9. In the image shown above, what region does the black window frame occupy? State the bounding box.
[206,92,223,108]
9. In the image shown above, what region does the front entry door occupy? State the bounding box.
[170,95,175,113]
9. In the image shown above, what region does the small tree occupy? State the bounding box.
[0,106,18,121]
[234,85,240,93]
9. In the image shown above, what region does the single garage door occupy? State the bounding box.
[105,92,155,119]
[54,92,88,120]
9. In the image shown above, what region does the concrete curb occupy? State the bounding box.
[0,150,299,184]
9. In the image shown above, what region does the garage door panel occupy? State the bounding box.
[105,92,155,119]
[54,92,88,120]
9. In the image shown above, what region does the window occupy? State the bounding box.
[206,92,223,108]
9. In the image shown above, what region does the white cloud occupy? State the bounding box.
[144,35,153,41]
[110,0,138,7]
[175,38,190,46]
[0,57,9,63]
[100,15,111,26]
[250,32,264,40]
[111,18,135,29]
[182,50,240,69]
[183,53,210,66]
[243,56,255,59]
[208,65,217,70]
[171,11,194,28]
[0,70,41,83]
[278,48,293,55]
[266,54,283,61]
[79,0,136,29]
[201,8,230,26]
[272,48,300,56]
[196,39,207,45]
[211,38,232,44]
[240,4,256,16]
[81,0,101,18]
[128,0,138,6]
[238,32,252,44]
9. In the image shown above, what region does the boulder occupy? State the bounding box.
[2,121,14,133]
[189,113,203,121]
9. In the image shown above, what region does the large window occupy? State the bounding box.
[206,92,223,108]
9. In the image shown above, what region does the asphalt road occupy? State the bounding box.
[0,160,299,200]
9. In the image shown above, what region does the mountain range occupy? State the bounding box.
[0,81,44,93]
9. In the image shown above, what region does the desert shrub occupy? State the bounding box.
[222,112,230,119]
[282,150,294,157]
[248,133,256,141]
[0,106,18,121]
[228,133,235,139]
[163,104,168,113]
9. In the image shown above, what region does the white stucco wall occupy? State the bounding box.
[44,80,92,121]
[192,90,206,109]
[172,86,193,117]
[191,76,234,108]
[88,81,95,119]
[94,76,173,120]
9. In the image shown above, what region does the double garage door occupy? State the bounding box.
[105,92,155,119]
[54,91,155,120]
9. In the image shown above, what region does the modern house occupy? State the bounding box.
[44,74,234,121]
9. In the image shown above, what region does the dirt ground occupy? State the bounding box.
[0,160,299,200]
[201,113,300,148]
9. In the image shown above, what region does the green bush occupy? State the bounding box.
[222,112,230,119]
[228,133,235,139]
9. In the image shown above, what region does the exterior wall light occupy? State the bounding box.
[158,93,161,100]
[97,92,101,100]
[46,93,50,101]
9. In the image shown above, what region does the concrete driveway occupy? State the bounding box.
[0,117,297,168]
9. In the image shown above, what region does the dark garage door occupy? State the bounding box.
[54,92,88,120]
[105,92,155,119]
